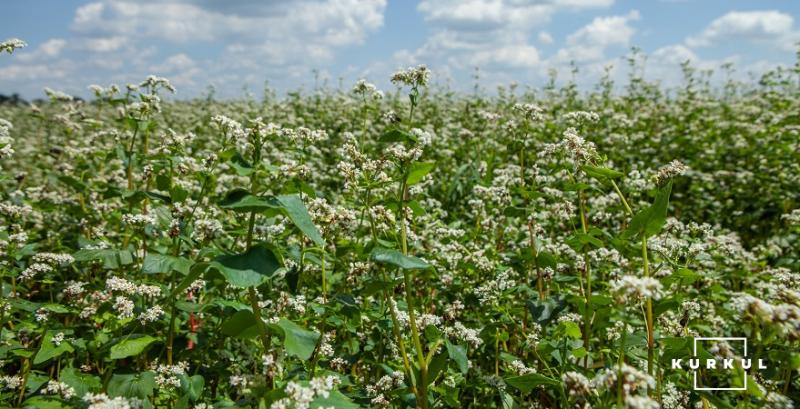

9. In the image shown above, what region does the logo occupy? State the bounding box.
[670,337,767,391]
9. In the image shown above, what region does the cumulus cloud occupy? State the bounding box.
[401,0,615,77]
[554,10,640,62]
[538,31,555,45]
[0,1,796,98]
[686,10,799,51]
[0,0,388,98]
[71,0,386,62]
[15,38,67,62]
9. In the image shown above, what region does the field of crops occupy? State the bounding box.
[0,39,799,408]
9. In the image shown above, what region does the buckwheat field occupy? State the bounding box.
[0,38,799,409]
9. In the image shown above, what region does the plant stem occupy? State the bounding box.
[642,237,655,380]
[578,190,591,368]
[610,179,633,215]
[384,282,416,395]
[398,173,428,409]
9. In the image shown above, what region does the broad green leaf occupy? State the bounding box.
[380,128,415,143]
[169,262,209,297]
[22,397,67,409]
[504,373,560,394]
[142,253,192,275]
[276,194,325,247]
[107,371,156,400]
[501,391,517,409]
[218,189,277,212]
[370,248,430,270]
[445,340,469,374]
[220,310,260,339]
[580,164,623,180]
[267,318,320,360]
[110,335,158,360]
[228,152,254,176]
[59,367,102,397]
[73,248,135,269]
[34,331,74,365]
[58,175,88,192]
[623,180,672,239]
[426,351,449,386]
[526,297,567,325]
[559,321,582,339]
[407,161,435,185]
[209,245,281,288]
[310,390,359,409]
[179,374,204,401]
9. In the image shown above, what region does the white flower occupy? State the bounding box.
[44,380,76,399]
[514,103,544,121]
[83,392,142,409]
[138,305,165,324]
[122,213,155,227]
[153,361,189,390]
[0,38,27,54]
[391,65,430,88]
[32,252,74,266]
[654,160,688,185]
[610,275,663,303]
[113,296,135,319]
[19,262,54,281]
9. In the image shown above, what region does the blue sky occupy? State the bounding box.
[1,0,799,99]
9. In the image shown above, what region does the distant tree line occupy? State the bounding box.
[0,93,27,105]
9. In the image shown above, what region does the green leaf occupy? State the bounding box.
[276,194,325,247]
[267,318,320,360]
[228,152,254,176]
[407,161,435,185]
[526,297,567,325]
[310,390,358,409]
[58,175,88,192]
[426,351,449,386]
[34,331,75,365]
[169,262,209,297]
[210,245,281,288]
[220,310,260,339]
[623,180,672,239]
[446,341,469,374]
[142,253,192,275]
[559,321,582,339]
[59,367,102,397]
[180,374,204,401]
[370,248,430,270]
[580,164,623,180]
[107,371,156,400]
[110,335,158,360]
[504,373,560,394]
[218,189,278,212]
[381,128,415,143]
[22,397,67,409]
[73,248,135,269]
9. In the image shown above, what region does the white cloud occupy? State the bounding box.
[150,53,195,73]
[538,31,554,45]
[417,0,613,31]
[16,38,67,62]
[474,45,541,68]
[82,36,128,52]
[0,0,387,98]
[686,10,798,51]
[71,0,386,64]
[405,0,615,80]
[0,63,69,81]
[554,10,640,63]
